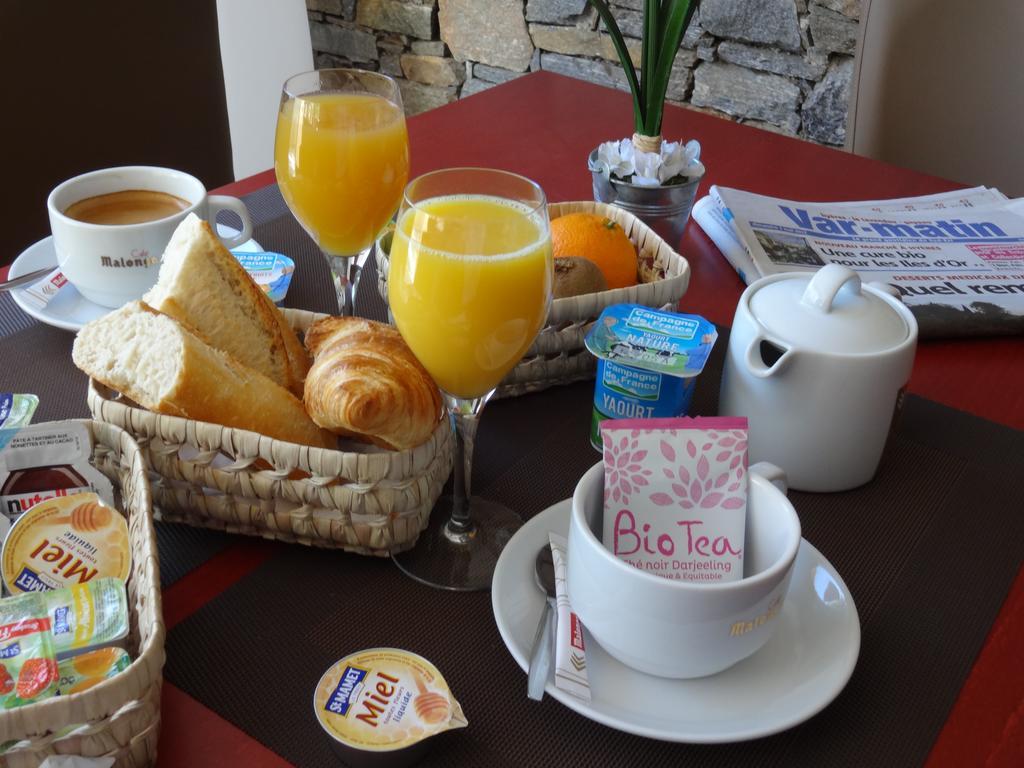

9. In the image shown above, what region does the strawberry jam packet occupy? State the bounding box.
[601,416,749,584]
[0,591,59,708]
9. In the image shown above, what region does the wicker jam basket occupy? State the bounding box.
[0,420,164,768]
[87,308,454,555]
[375,200,691,398]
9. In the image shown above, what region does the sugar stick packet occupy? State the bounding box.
[601,417,748,583]
[548,533,590,702]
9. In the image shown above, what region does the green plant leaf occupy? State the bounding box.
[646,0,699,136]
[642,0,660,134]
[588,0,643,131]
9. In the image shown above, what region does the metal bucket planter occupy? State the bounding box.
[589,148,703,248]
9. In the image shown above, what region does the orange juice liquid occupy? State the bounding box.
[275,92,409,256]
[389,195,553,399]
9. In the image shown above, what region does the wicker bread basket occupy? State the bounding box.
[0,420,163,768]
[87,308,454,555]
[375,200,691,398]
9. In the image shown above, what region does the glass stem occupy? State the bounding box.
[324,245,371,316]
[443,393,493,542]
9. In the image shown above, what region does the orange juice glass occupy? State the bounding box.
[275,69,408,316]
[389,195,552,398]
[390,169,553,591]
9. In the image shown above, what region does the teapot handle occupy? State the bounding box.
[801,263,861,313]
[744,335,794,378]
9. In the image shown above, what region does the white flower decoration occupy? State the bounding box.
[592,140,636,180]
[591,137,703,186]
[631,150,663,186]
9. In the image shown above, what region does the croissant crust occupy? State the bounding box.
[303,316,444,451]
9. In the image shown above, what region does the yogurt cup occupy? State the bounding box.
[231,250,295,304]
[585,304,717,450]
[313,648,467,768]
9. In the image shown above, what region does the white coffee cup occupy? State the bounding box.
[567,461,802,679]
[47,166,253,308]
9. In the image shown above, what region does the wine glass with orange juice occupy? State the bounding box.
[389,168,553,590]
[275,69,408,316]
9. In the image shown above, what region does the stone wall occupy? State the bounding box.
[306,0,859,146]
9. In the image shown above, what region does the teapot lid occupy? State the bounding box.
[748,265,910,354]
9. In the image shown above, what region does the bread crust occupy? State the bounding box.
[144,215,307,396]
[303,317,444,450]
[262,289,311,392]
[73,302,336,449]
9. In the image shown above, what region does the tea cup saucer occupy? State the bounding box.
[491,499,860,743]
[7,224,261,332]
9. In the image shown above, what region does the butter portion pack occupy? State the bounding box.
[44,578,129,658]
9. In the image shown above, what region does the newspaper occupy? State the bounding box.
[693,185,1024,337]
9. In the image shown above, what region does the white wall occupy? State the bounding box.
[217,0,314,180]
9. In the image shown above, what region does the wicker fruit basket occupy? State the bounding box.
[87,308,454,555]
[375,200,691,398]
[0,420,164,768]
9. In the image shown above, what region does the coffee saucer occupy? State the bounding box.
[7,225,262,332]
[491,500,861,743]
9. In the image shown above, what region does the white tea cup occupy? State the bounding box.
[567,461,802,679]
[47,166,253,308]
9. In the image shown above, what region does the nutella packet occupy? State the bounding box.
[601,417,748,583]
[0,422,115,527]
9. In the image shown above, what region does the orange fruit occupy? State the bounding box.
[550,213,638,290]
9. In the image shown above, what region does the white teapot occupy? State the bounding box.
[719,264,918,492]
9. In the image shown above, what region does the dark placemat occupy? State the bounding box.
[164,327,1024,767]
[3,187,1021,765]
[154,522,235,588]
[0,293,37,338]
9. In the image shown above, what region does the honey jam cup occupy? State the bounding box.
[313,648,467,768]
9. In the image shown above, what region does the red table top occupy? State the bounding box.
[45,71,1018,765]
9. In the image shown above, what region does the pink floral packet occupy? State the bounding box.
[601,416,748,583]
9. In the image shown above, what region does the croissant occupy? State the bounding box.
[303,316,444,451]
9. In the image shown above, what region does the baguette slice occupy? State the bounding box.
[73,301,336,449]
[143,213,309,396]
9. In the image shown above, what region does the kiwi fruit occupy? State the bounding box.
[553,257,609,298]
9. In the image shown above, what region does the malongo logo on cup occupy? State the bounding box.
[100,250,161,269]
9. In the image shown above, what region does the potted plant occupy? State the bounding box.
[586,0,705,245]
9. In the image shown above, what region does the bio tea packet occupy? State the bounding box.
[601,417,748,583]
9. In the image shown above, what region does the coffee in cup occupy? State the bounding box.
[47,166,253,308]
[63,190,191,225]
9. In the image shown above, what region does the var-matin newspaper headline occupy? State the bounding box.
[694,185,1024,337]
